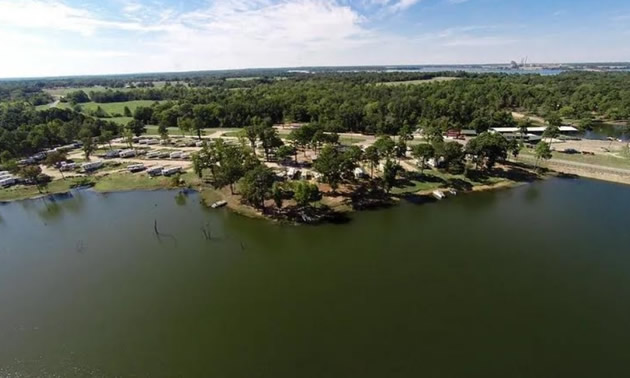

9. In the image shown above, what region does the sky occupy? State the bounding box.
[1,0,629,78]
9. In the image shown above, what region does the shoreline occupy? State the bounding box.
[2,162,629,223]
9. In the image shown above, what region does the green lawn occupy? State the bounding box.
[78,100,162,115]
[43,86,121,97]
[339,136,367,145]
[521,148,630,170]
[391,169,506,195]
[0,178,79,201]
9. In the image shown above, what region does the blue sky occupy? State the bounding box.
[0,0,629,78]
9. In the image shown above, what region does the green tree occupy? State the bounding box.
[123,106,132,117]
[79,129,95,160]
[517,118,532,143]
[98,130,115,150]
[364,145,380,178]
[534,141,552,168]
[126,119,146,137]
[382,159,399,193]
[465,132,509,170]
[276,145,297,164]
[439,141,464,173]
[373,136,396,159]
[411,143,434,173]
[244,124,261,155]
[240,165,275,211]
[313,145,344,192]
[44,150,67,180]
[178,117,193,137]
[259,127,283,161]
[133,106,153,125]
[19,165,47,193]
[293,180,321,207]
[271,182,284,208]
[158,123,169,140]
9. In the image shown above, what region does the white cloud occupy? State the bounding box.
[0,0,626,78]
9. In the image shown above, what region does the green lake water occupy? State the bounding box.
[1,178,629,377]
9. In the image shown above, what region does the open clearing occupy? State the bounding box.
[377,77,458,86]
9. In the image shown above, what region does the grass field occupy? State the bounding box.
[377,77,458,86]
[77,100,162,115]
[391,169,505,195]
[521,148,630,170]
[43,86,129,97]
[0,172,201,202]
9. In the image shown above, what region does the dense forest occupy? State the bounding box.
[1,71,629,162]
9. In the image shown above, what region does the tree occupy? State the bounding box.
[123,106,132,117]
[465,132,509,170]
[543,124,560,149]
[293,180,321,207]
[133,106,153,125]
[534,141,552,168]
[178,117,193,137]
[271,182,284,208]
[276,145,297,164]
[288,124,317,156]
[259,127,283,161]
[18,165,47,193]
[240,165,275,211]
[158,123,169,140]
[193,103,222,140]
[44,150,67,180]
[98,130,115,150]
[509,139,522,159]
[79,129,95,160]
[546,112,563,127]
[215,144,247,194]
[244,124,261,154]
[517,118,532,143]
[398,123,415,143]
[313,145,344,192]
[364,145,380,178]
[126,119,146,137]
[411,143,434,173]
[382,159,399,193]
[395,140,407,159]
[373,136,396,159]
[578,118,594,131]
[439,141,464,173]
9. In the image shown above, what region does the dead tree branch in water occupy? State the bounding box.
[153,219,178,247]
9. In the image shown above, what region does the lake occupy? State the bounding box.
[1,178,630,377]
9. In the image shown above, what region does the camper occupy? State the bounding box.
[119,149,136,158]
[146,151,161,159]
[147,166,164,176]
[180,152,191,160]
[82,160,104,172]
[353,167,366,179]
[127,164,146,173]
[146,139,159,145]
[0,177,17,188]
[105,149,121,159]
[162,166,182,176]
[59,162,77,172]
[158,151,170,159]
[169,151,182,159]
